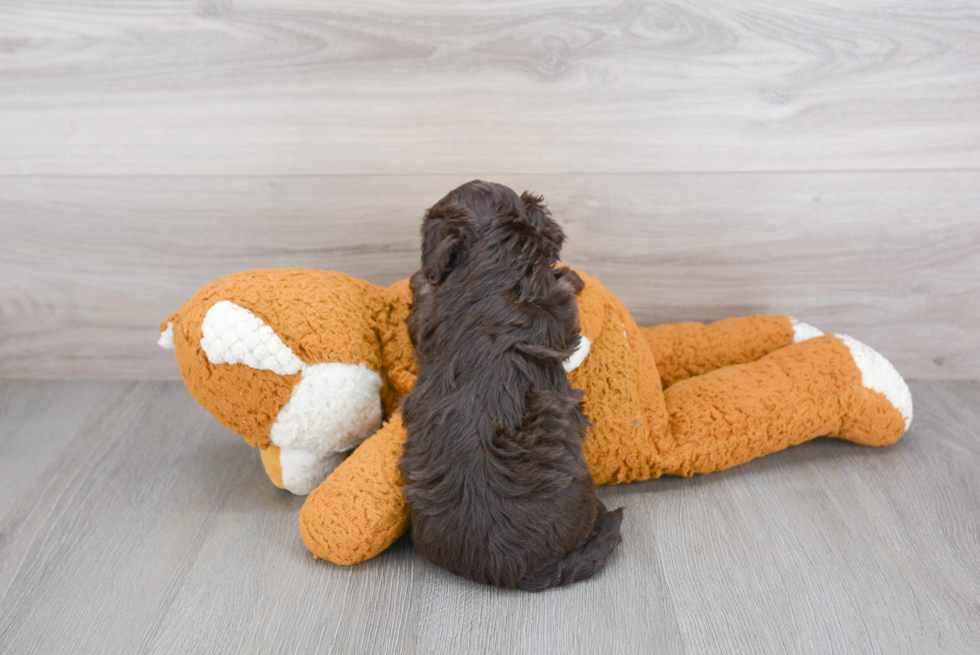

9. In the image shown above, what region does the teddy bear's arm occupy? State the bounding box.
[299,414,411,565]
[640,315,823,388]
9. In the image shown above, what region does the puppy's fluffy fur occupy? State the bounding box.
[400,180,623,591]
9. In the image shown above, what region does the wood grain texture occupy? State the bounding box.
[0,1,978,175]
[2,172,977,380]
[0,380,977,654]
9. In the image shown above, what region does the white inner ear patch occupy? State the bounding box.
[200,300,306,375]
[835,333,913,431]
[158,322,174,350]
[563,335,592,373]
[789,317,825,343]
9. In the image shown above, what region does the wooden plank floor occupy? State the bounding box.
[0,380,976,654]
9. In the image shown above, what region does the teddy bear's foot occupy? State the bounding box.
[831,334,913,446]
[782,324,911,444]
[789,317,824,342]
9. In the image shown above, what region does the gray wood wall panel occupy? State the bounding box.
[0,1,978,175]
[2,173,977,380]
[1,380,978,653]
[0,0,977,379]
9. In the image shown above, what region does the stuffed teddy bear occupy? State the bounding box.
[160,267,912,566]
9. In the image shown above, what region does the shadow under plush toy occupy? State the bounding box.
[159,267,912,566]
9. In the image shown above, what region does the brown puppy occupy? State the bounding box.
[400,181,623,591]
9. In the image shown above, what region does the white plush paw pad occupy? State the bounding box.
[278,449,347,495]
[200,300,305,375]
[562,335,592,373]
[836,334,913,431]
[789,317,825,343]
[270,362,383,495]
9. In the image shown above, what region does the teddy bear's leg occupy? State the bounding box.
[641,315,825,387]
[299,414,411,565]
[654,333,912,477]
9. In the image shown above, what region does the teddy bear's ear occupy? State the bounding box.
[158,312,178,350]
[420,202,479,285]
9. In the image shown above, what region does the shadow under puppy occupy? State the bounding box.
[401,180,623,591]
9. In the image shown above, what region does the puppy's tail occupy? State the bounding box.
[517,504,624,592]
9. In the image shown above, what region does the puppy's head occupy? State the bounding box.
[420,180,565,285]
[499,190,565,268]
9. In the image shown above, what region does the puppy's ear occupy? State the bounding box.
[555,266,585,294]
[421,203,478,284]
[503,191,565,265]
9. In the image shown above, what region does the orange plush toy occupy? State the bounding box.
[160,267,912,566]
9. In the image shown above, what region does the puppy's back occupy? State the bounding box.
[401,181,622,591]
[403,372,622,590]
